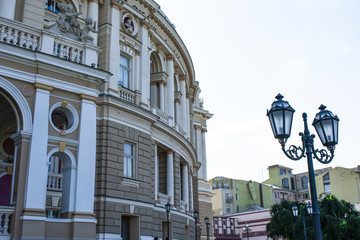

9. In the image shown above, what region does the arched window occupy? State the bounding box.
[301,176,308,190]
[46,151,75,218]
[282,178,289,189]
[150,52,163,109]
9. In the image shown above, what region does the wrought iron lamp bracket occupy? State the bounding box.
[312,146,334,164]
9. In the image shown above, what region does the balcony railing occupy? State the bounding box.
[0,206,14,239]
[151,106,172,125]
[119,86,136,104]
[0,17,40,51]
[225,196,233,203]
[47,173,63,191]
[0,17,100,66]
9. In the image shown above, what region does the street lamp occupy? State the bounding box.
[267,94,340,240]
[292,204,312,240]
[204,216,210,240]
[165,203,171,240]
[194,210,199,240]
[242,222,251,240]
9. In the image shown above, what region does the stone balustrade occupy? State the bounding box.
[47,173,63,191]
[0,207,14,239]
[0,17,40,51]
[119,86,136,104]
[0,17,100,67]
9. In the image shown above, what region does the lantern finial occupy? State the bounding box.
[319,104,326,111]
[275,93,284,100]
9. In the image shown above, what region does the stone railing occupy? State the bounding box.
[151,107,173,125]
[0,206,14,239]
[175,123,186,136]
[119,86,136,104]
[47,173,63,191]
[0,17,100,67]
[157,193,171,206]
[0,17,40,51]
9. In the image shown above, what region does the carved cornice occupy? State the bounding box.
[111,0,123,11]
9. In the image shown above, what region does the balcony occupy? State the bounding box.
[225,196,233,203]
[0,206,14,240]
[47,173,63,191]
[0,17,100,67]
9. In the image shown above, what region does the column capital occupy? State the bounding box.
[140,19,151,30]
[194,125,202,130]
[201,128,208,133]
[111,0,123,11]
[167,54,175,61]
[166,149,174,154]
[135,49,141,56]
[80,94,98,103]
[88,0,101,4]
[34,83,53,91]
[179,76,187,82]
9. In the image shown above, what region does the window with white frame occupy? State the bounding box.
[124,142,135,179]
[323,173,331,194]
[120,55,131,89]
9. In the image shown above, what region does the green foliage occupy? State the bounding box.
[266,195,360,240]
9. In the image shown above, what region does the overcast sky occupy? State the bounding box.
[155,0,360,182]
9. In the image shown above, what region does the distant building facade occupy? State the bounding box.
[210,177,273,216]
[0,0,212,239]
[315,166,360,204]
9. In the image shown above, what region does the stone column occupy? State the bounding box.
[108,3,121,92]
[186,95,190,138]
[182,164,189,211]
[159,81,165,111]
[74,95,97,214]
[190,173,194,211]
[167,150,174,205]
[24,83,53,210]
[135,50,141,104]
[87,0,99,45]
[175,98,180,125]
[154,143,158,202]
[166,55,175,120]
[201,129,208,180]
[140,20,151,108]
[195,125,203,179]
[180,77,187,132]
[0,0,16,20]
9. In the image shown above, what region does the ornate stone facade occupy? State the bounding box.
[0,0,212,239]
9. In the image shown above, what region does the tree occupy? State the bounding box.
[266,195,360,240]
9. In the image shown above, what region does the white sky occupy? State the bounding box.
[155,0,360,182]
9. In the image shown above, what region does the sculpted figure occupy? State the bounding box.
[55,3,67,32]
[124,18,134,33]
[80,18,98,43]
[64,4,82,35]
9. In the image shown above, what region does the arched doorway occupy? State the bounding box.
[0,91,18,206]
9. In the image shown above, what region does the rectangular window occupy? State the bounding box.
[226,205,231,213]
[235,194,239,200]
[124,143,135,179]
[120,55,131,88]
[323,173,331,194]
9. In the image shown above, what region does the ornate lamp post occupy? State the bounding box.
[242,222,252,240]
[204,216,210,240]
[194,210,199,240]
[267,94,339,240]
[165,203,171,240]
[292,203,312,240]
